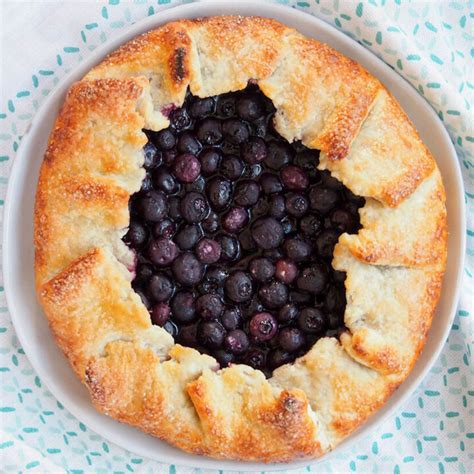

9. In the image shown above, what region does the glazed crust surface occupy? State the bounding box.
[34,16,447,462]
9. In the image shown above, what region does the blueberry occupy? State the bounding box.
[163,320,178,337]
[281,217,297,235]
[220,155,244,180]
[236,94,264,121]
[174,224,202,250]
[234,180,260,207]
[206,176,232,210]
[316,229,340,259]
[148,238,178,266]
[332,270,347,283]
[259,281,288,309]
[345,187,365,206]
[168,196,182,221]
[195,238,221,263]
[289,290,313,305]
[225,271,253,303]
[216,234,240,261]
[285,193,309,217]
[217,95,236,117]
[298,308,326,334]
[148,273,174,302]
[197,321,226,349]
[265,141,293,170]
[241,137,267,164]
[244,296,265,318]
[320,170,344,190]
[309,187,339,213]
[136,289,151,310]
[330,209,357,233]
[249,312,278,342]
[202,211,219,233]
[251,197,270,219]
[275,259,298,284]
[189,97,215,118]
[187,175,205,193]
[137,190,168,222]
[143,142,160,170]
[196,118,223,145]
[125,221,148,248]
[199,266,227,294]
[153,167,179,194]
[177,323,198,346]
[294,149,319,171]
[196,293,224,320]
[234,238,253,262]
[173,154,201,183]
[169,108,191,131]
[152,129,176,151]
[249,258,275,283]
[324,285,346,315]
[180,192,208,223]
[172,252,204,286]
[238,228,257,253]
[140,173,153,192]
[328,312,344,330]
[222,207,249,233]
[222,119,249,144]
[171,291,196,324]
[260,173,283,194]
[251,217,284,249]
[200,149,221,175]
[278,327,305,352]
[345,201,363,218]
[134,263,153,285]
[280,165,309,190]
[267,349,293,370]
[221,307,242,330]
[245,348,266,370]
[213,349,234,367]
[151,303,170,326]
[269,194,286,219]
[177,132,201,155]
[163,149,177,165]
[206,266,228,286]
[283,237,312,262]
[263,248,284,261]
[225,329,250,354]
[297,264,328,294]
[248,163,263,179]
[278,304,299,324]
[253,117,268,137]
[300,213,322,237]
[153,219,176,239]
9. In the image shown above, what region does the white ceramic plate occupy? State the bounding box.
[3,0,466,470]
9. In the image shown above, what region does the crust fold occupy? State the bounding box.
[340,168,447,267]
[259,32,381,159]
[318,90,435,206]
[271,338,401,446]
[333,244,444,374]
[187,364,328,461]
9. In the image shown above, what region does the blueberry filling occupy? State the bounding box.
[124,84,364,376]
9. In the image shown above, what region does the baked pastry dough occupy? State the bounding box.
[35,16,447,462]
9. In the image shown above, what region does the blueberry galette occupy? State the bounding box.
[35,16,447,462]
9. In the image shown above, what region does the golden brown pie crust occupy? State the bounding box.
[34,16,447,462]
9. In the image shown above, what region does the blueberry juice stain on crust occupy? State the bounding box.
[123,84,365,376]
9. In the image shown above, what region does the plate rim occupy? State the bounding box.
[2,0,466,470]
